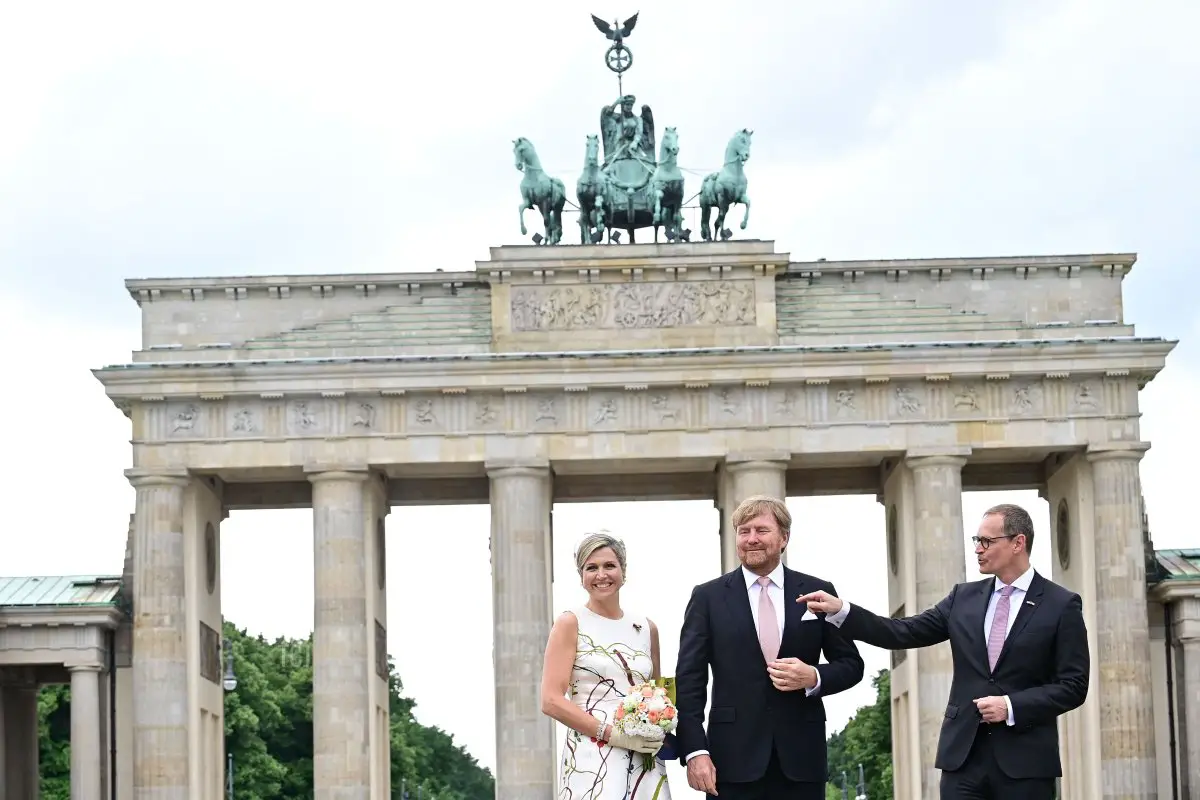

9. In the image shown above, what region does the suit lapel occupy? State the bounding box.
[993,572,1045,672]
[722,568,762,662]
[779,568,805,656]
[965,578,994,675]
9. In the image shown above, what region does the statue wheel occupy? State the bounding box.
[605,43,632,73]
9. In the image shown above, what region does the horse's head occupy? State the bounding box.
[584,134,599,165]
[513,137,534,171]
[726,128,752,165]
[660,126,679,160]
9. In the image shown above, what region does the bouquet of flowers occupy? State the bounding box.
[613,680,678,771]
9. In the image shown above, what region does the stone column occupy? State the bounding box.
[487,461,555,800]
[906,452,967,798]
[70,665,103,800]
[2,680,40,800]
[308,468,372,800]
[726,457,788,504]
[126,468,191,800]
[1086,445,1157,796]
[724,454,788,565]
[1172,597,1200,799]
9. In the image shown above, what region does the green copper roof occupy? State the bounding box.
[0,576,123,608]
[1154,550,1200,581]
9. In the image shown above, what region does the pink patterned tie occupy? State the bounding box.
[757,576,780,662]
[987,584,1015,671]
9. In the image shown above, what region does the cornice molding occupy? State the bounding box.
[92,338,1176,399]
[783,252,1138,279]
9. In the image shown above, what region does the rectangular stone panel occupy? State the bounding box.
[890,604,907,668]
[509,280,756,331]
[374,620,387,680]
[199,621,221,685]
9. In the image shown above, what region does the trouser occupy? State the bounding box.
[940,726,1056,800]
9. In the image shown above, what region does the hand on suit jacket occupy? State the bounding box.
[767,657,819,691]
[973,695,1009,724]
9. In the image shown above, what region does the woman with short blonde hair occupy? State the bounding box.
[539,531,675,798]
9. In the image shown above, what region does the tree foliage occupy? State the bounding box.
[825,669,893,799]
[38,621,494,799]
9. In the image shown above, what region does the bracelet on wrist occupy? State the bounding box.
[594,719,607,741]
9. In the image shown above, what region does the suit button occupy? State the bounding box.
[988,679,995,684]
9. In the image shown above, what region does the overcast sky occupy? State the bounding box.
[2,0,1197,794]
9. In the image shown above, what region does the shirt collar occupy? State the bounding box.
[742,562,785,590]
[995,565,1036,593]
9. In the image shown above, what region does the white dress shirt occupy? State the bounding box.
[742,564,822,698]
[825,566,1036,726]
[685,563,822,763]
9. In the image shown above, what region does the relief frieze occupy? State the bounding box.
[130,373,1134,442]
[892,385,924,418]
[509,280,756,332]
[650,394,682,425]
[952,385,982,414]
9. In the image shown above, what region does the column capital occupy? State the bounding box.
[67,664,104,674]
[124,467,190,488]
[725,450,791,466]
[1168,596,1200,642]
[905,446,970,470]
[485,457,551,479]
[305,464,371,483]
[1086,442,1151,463]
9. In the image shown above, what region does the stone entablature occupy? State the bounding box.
[0,609,118,670]
[118,243,1138,362]
[96,338,1170,478]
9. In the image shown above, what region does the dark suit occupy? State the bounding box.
[675,566,864,797]
[835,570,1089,797]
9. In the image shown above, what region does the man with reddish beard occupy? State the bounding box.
[674,495,864,799]
[799,504,1089,799]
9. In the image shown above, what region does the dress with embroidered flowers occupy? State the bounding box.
[558,606,672,800]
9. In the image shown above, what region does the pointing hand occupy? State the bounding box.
[796,590,843,616]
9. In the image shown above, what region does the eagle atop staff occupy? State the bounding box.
[591,12,639,44]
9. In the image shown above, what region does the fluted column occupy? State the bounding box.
[308,469,372,800]
[724,454,788,567]
[1087,445,1157,797]
[1171,597,1200,799]
[70,665,103,800]
[2,680,40,800]
[126,468,191,800]
[487,461,555,800]
[906,452,967,798]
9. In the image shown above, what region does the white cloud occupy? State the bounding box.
[0,296,135,576]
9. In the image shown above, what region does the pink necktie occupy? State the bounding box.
[987,584,1015,671]
[757,576,780,662]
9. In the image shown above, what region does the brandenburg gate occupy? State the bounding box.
[93,240,1173,799]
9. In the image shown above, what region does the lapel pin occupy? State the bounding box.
[1026,600,1036,606]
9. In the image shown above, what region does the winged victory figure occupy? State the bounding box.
[599,94,655,175]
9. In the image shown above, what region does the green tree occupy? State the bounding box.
[37,621,494,799]
[826,669,892,799]
[38,683,71,800]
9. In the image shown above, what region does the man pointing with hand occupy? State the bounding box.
[674,495,864,798]
[798,504,1089,799]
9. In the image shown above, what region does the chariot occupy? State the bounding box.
[513,12,752,246]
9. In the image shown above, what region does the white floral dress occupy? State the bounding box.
[558,606,673,800]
